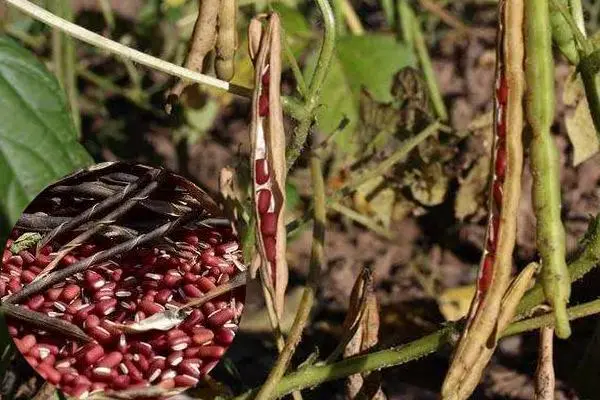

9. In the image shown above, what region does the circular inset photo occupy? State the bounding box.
[1,162,246,399]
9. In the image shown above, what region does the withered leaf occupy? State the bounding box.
[343,269,386,400]
[563,70,599,166]
[354,177,395,229]
[406,163,448,207]
[356,90,399,153]
[10,232,42,254]
[454,155,490,221]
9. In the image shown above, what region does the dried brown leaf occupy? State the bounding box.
[343,269,385,400]
[455,153,490,221]
[563,73,600,166]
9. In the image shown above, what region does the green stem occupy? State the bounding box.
[380,0,395,28]
[4,0,253,98]
[63,1,80,135]
[549,0,600,138]
[49,0,64,88]
[329,201,393,239]
[331,0,347,36]
[77,67,149,109]
[409,3,448,120]
[48,0,79,135]
[550,0,591,54]
[253,151,326,400]
[282,29,308,98]
[517,215,600,316]
[245,213,600,400]
[98,0,115,32]
[398,0,414,46]
[233,297,600,400]
[286,0,336,170]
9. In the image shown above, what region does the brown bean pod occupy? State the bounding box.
[248,14,288,318]
[215,0,237,81]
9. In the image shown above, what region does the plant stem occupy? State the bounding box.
[234,298,600,400]
[98,0,115,32]
[517,215,600,316]
[286,0,336,170]
[3,0,253,98]
[550,0,591,53]
[49,0,64,88]
[379,0,395,28]
[329,201,393,239]
[340,0,365,35]
[419,0,478,38]
[233,212,600,399]
[282,29,308,98]
[63,1,79,135]
[253,151,326,400]
[77,67,149,109]
[409,3,448,120]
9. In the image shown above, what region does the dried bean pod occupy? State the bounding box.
[442,1,525,397]
[215,0,237,81]
[248,13,288,318]
[167,0,220,101]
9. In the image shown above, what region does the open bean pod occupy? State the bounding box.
[248,14,288,318]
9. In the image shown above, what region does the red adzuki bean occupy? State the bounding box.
[207,308,234,328]
[4,219,245,397]
[257,189,272,214]
[255,159,269,184]
[169,335,191,351]
[263,236,277,262]
[175,374,199,387]
[97,352,123,368]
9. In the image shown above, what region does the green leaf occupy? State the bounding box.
[304,35,415,151]
[0,37,93,240]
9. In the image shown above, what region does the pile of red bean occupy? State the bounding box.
[1,225,245,399]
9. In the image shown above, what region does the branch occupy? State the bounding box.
[233,213,600,399]
[3,0,253,98]
[286,0,336,170]
[233,298,600,400]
